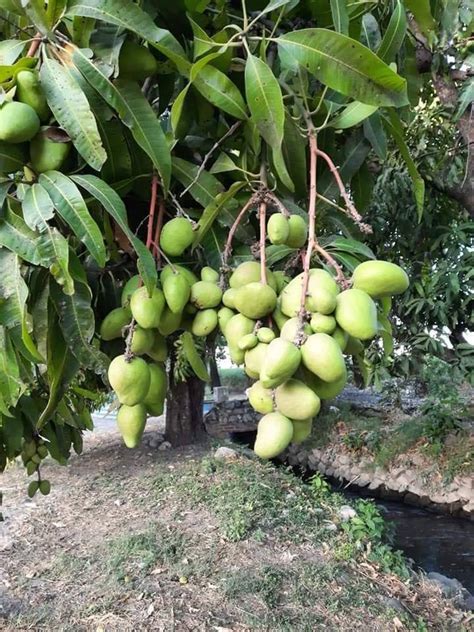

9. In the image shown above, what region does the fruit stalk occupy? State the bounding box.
[314,243,349,288]
[299,133,318,320]
[223,194,257,264]
[27,34,42,58]
[315,148,372,234]
[259,199,268,284]
[146,173,159,251]
[153,198,165,263]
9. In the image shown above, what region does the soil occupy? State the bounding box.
[0,426,471,631]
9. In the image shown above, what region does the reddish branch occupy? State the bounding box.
[27,34,41,57]
[259,200,267,284]
[315,148,372,234]
[314,243,349,289]
[299,134,318,317]
[223,195,256,264]
[153,198,165,263]
[146,173,159,251]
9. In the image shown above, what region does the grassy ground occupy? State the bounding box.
[307,403,474,482]
[0,429,470,631]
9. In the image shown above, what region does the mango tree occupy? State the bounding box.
[0,0,468,495]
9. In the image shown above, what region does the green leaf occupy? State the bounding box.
[328,237,375,259]
[363,112,387,160]
[50,276,108,374]
[170,83,191,137]
[276,28,408,107]
[40,57,106,171]
[193,65,247,120]
[245,54,284,149]
[172,157,224,207]
[22,183,55,232]
[209,152,239,174]
[0,211,41,265]
[39,171,106,267]
[37,229,75,295]
[21,0,50,35]
[0,40,25,65]
[360,13,381,51]
[98,118,133,182]
[0,328,23,410]
[265,244,295,266]
[37,319,80,430]
[260,0,293,15]
[72,49,171,191]
[330,101,378,129]
[71,174,157,294]
[272,145,295,192]
[404,0,436,42]
[193,181,245,246]
[0,250,27,328]
[181,332,210,382]
[377,1,406,63]
[281,115,307,199]
[330,0,348,34]
[65,0,188,69]
[383,111,424,220]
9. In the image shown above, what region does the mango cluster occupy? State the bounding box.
[20,437,51,497]
[0,70,71,176]
[220,259,409,459]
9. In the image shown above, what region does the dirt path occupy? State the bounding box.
[0,428,470,631]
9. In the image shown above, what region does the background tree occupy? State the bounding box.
[0,0,471,488]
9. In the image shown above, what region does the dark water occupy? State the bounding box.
[376,499,474,593]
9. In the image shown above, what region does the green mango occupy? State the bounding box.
[0,140,26,173]
[147,332,167,362]
[332,326,349,351]
[217,306,235,334]
[254,412,294,459]
[117,403,147,448]
[275,378,321,420]
[267,213,289,244]
[201,266,219,282]
[280,269,338,317]
[160,217,194,257]
[238,333,258,350]
[247,380,274,414]
[229,261,277,291]
[274,270,290,293]
[190,281,222,309]
[161,264,198,287]
[301,333,346,382]
[192,308,218,336]
[280,317,312,343]
[260,338,301,386]
[244,342,268,378]
[222,288,237,308]
[256,327,275,343]
[310,313,336,334]
[352,260,409,297]
[272,305,289,330]
[162,271,190,314]
[27,480,39,498]
[39,479,51,495]
[100,307,130,340]
[345,336,364,355]
[130,326,154,355]
[291,418,313,444]
[234,282,277,319]
[225,313,255,364]
[108,355,150,405]
[118,40,158,81]
[285,214,307,248]
[147,401,164,416]
[158,305,182,336]
[335,289,378,340]
[143,363,167,407]
[121,275,141,308]
[16,70,50,121]
[130,286,165,329]
[0,101,40,143]
[30,127,71,173]
[304,364,348,400]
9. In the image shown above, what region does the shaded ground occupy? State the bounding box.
[1,428,471,631]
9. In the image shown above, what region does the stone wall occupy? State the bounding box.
[286,444,474,520]
[204,397,259,438]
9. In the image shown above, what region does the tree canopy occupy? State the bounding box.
[0,0,472,488]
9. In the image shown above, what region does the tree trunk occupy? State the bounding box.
[165,373,206,446]
[208,341,221,388]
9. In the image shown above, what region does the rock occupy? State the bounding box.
[325,522,338,532]
[338,505,357,522]
[381,596,405,614]
[158,441,172,451]
[214,446,239,460]
[427,572,465,598]
[148,436,162,449]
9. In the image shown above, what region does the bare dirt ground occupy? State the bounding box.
[0,426,471,632]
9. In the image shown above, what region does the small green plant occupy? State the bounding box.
[420,356,465,444]
[308,472,331,498]
[342,499,386,542]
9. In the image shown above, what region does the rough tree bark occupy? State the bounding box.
[165,373,206,446]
